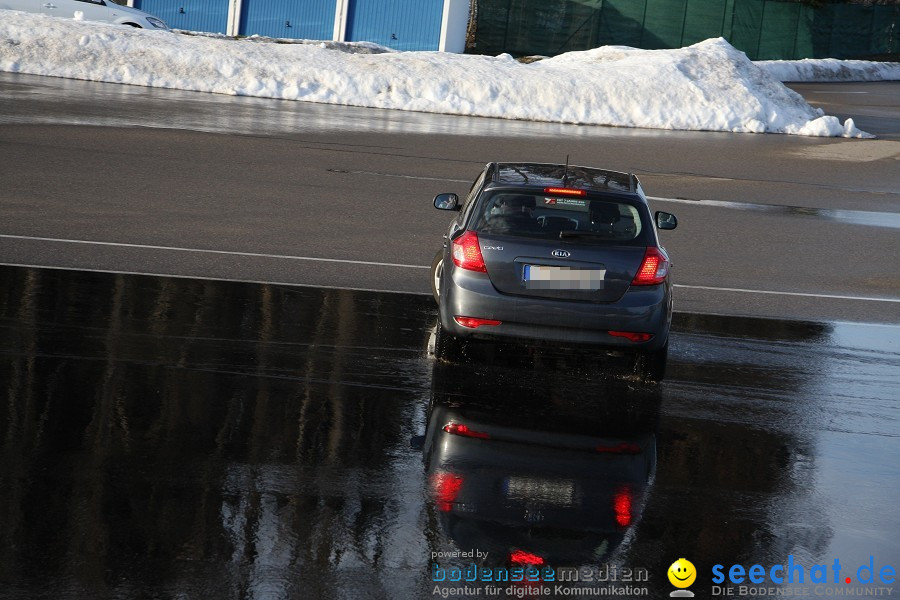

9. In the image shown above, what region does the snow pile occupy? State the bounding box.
[757,58,900,83]
[0,10,878,137]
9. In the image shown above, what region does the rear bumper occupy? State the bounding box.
[440,266,671,351]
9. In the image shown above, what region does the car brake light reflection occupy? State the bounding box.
[608,331,653,343]
[595,442,642,454]
[443,422,490,439]
[509,549,545,566]
[613,485,633,527]
[431,472,464,512]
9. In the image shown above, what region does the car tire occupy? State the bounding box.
[434,320,463,362]
[430,250,443,304]
[635,341,668,383]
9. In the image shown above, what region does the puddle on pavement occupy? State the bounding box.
[0,266,897,599]
[649,195,900,229]
[0,72,678,141]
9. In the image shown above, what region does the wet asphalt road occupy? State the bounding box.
[1,265,897,600]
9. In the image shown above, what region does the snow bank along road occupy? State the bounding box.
[2,11,896,136]
[0,73,898,324]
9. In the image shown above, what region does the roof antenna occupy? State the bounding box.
[562,155,570,187]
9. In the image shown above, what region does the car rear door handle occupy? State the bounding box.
[43,3,56,7]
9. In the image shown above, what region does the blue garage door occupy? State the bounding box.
[135,0,228,33]
[346,0,443,51]
[239,0,336,40]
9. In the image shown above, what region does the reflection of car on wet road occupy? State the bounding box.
[422,362,659,567]
[0,0,169,29]
[431,162,678,381]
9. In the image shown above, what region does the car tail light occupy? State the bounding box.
[632,247,669,285]
[509,549,545,566]
[431,472,464,512]
[443,422,491,439]
[451,231,487,272]
[595,442,642,454]
[454,316,501,329]
[608,331,653,343]
[613,485,633,527]
[544,187,586,197]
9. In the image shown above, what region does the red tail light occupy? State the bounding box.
[454,316,502,329]
[544,187,586,197]
[451,231,487,272]
[613,486,633,527]
[595,442,642,454]
[509,549,545,566]
[631,247,669,285]
[431,472,464,512]
[443,423,490,439]
[608,331,653,343]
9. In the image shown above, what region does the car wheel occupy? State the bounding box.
[430,250,443,304]
[635,341,668,383]
[434,320,463,362]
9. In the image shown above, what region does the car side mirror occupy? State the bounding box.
[655,211,677,230]
[433,193,460,211]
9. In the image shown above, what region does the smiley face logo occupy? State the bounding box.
[668,558,696,589]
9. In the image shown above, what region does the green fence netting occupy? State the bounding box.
[469,0,900,60]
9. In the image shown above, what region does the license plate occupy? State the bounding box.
[504,477,577,506]
[523,265,606,290]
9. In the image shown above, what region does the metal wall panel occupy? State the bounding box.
[239,0,337,40]
[471,0,898,60]
[135,0,228,33]
[346,0,444,51]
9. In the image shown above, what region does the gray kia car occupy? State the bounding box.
[431,162,678,382]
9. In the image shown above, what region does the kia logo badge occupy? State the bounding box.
[551,249,571,258]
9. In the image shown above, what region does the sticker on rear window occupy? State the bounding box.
[544,197,587,208]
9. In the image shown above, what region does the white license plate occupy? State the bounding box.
[505,477,577,506]
[523,265,606,290]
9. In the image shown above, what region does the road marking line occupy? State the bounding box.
[3,234,899,303]
[675,284,900,303]
[329,168,471,183]
[648,195,766,209]
[0,234,430,270]
[647,196,900,228]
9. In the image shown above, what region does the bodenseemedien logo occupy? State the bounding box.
[668,558,697,597]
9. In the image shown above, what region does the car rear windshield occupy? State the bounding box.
[473,190,651,244]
